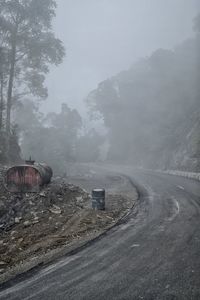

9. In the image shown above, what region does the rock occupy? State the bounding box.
[23,220,31,227]
[49,205,62,214]
[32,220,39,224]
[68,185,78,192]
[0,261,7,265]
[32,217,39,224]
[39,191,46,197]
[76,196,83,203]
[106,215,114,220]
[77,204,84,209]
[15,217,21,224]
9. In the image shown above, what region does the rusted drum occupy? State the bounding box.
[4,163,53,193]
[92,189,105,210]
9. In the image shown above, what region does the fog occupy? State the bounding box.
[0,0,200,172]
[2,0,200,295]
[44,0,198,114]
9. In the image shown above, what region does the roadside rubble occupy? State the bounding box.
[0,165,138,283]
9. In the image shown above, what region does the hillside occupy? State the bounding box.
[87,32,200,171]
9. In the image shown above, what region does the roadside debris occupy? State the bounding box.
[49,205,62,215]
[92,189,105,210]
[4,161,53,193]
[0,165,137,281]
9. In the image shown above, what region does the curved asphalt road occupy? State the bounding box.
[1,168,200,300]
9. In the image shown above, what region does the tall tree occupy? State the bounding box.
[0,47,5,130]
[0,0,65,159]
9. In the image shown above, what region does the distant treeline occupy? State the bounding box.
[15,101,104,173]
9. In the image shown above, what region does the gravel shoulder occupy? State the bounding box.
[0,165,138,284]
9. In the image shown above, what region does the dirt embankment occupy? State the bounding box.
[0,165,138,283]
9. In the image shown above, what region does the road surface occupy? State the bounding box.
[1,168,200,299]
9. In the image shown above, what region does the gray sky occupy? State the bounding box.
[42,0,199,115]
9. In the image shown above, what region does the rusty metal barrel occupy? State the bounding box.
[92,189,105,210]
[4,163,53,193]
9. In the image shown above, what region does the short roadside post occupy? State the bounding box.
[92,189,105,210]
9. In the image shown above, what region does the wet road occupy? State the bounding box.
[1,168,200,299]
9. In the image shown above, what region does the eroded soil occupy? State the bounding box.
[0,165,138,283]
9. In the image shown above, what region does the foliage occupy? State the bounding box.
[15,102,82,173]
[0,0,65,162]
[13,99,105,172]
[0,130,21,162]
[86,15,200,170]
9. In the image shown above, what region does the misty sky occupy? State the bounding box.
[43,0,199,115]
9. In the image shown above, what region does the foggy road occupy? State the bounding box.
[1,168,200,300]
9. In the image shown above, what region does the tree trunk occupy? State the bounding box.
[6,32,17,163]
[0,77,3,130]
[6,40,16,134]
